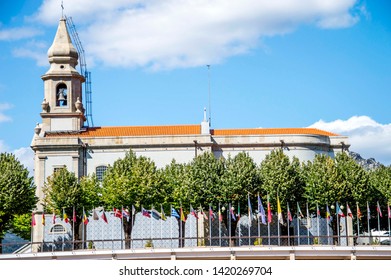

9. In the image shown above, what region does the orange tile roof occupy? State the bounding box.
[45,126,338,138]
[211,128,338,137]
[46,124,201,137]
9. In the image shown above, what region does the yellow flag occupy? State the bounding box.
[277,196,283,225]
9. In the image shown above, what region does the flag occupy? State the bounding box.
[230,204,236,221]
[190,205,198,219]
[305,202,311,228]
[388,203,391,219]
[248,195,253,225]
[199,205,208,220]
[73,207,77,222]
[267,195,272,223]
[326,204,331,220]
[377,201,383,218]
[218,205,223,222]
[367,201,371,219]
[93,209,99,220]
[336,202,345,217]
[277,195,283,225]
[347,203,353,218]
[151,208,161,220]
[101,210,108,223]
[287,203,293,222]
[122,208,130,219]
[180,207,186,222]
[42,213,45,226]
[132,205,136,215]
[258,194,266,225]
[142,208,151,218]
[31,212,36,227]
[357,203,362,220]
[171,207,180,219]
[83,209,89,225]
[209,205,215,221]
[63,210,69,223]
[297,202,304,219]
[316,203,320,217]
[161,205,167,221]
[237,202,241,221]
[52,210,56,224]
[114,208,123,218]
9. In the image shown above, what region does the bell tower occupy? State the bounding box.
[40,17,85,132]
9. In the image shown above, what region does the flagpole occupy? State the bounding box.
[228,203,231,247]
[62,208,65,251]
[238,201,241,247]
[170,205,173,248]
[287,203,290,246]
[257,193,260,246]
[72,206,75,250]
[297,203,300,246]
[356,203,360,244]
[377,201,381,234]
[82,207,85,249]
[306,202,310,245]
[102,208,104,249]
[267,195,270,246]
[160,205,163,245]
[277,195,280,246]
[367,202,371,244]
[218,203,221,247]
[121,206,124,249]
[326,204,330,245]
[336,203,340,245]
[209,204,212,246]
[189,204,192,247]
[316,203,320,241]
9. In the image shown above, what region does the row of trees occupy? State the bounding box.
[1,150,391,250]
[43,150,391,229]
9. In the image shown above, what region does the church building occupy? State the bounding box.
[31,18,349,245]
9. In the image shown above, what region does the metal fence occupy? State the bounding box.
[1,211,390,254]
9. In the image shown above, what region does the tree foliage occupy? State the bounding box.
[258,149,303,209]
[0,153,36,244]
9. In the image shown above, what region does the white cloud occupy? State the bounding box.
[0,103,12,123]
[0,26,42,41]
[13,147,35,176]
[32,0,361,70]
[12,40,48,67]
[309,116,391,165]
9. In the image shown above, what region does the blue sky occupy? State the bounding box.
[0,0,391,171]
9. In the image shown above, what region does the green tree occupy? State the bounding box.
[101,150,163,248]
[42,168,100,248]
[369,165,391,204]
[258,149,303,210]
[0,152,37,253]
[185,152,225,209]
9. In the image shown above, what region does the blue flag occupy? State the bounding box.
[171,207,180,219]
[258,195,266,225]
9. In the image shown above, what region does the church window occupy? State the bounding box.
[50,224,66,234]
[96,165,108,181]
[56,83,68,107]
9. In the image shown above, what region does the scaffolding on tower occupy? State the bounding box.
[65,16,94,127]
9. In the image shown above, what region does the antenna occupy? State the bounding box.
[65,16,94,127]
[61,1,64,18]
[207,65,211,127]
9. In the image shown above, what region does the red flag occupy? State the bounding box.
[388,203,391,219]
[52,211,56,224]
[347,203,353,218]
[101,211,108,223]
[83,209,89,225]
[377,201,383,218]
[190,205,198,219]
[267,195,272,223]
[42,213,45,226]
[31,212,36,227]
[114,208,123,218]
[287,203,293,222]
[357,204,362,220]
[209,206,215,221]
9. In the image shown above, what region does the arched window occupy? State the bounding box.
[96,165,108,182]
[56,83,68,107]
[50,224,66,234]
